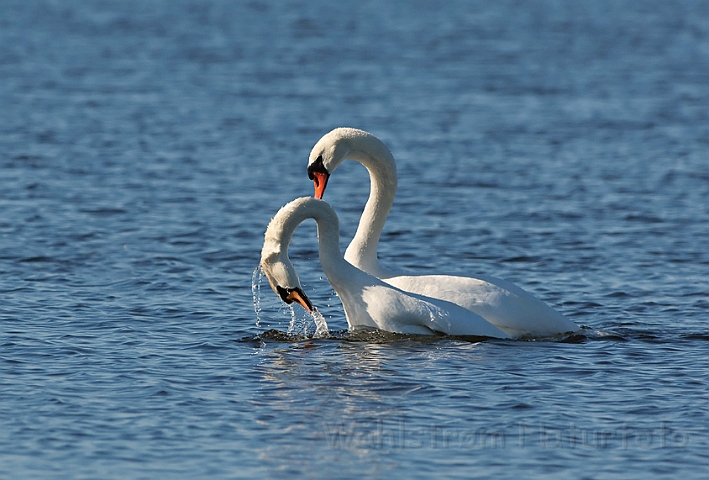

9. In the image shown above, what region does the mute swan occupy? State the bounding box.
[307,128,580,338]
[260,197,509,338]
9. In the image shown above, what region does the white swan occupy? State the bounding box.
[307,128,580,338]
[260,197,509,338]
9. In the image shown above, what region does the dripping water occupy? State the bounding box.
[251,265,263,327]
[312,308,329,338]
[254,263,330,337]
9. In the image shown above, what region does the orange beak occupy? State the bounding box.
[308,155,330,199]
[277,286,314,312]
[312,171,329,199]
[285,289,313,312]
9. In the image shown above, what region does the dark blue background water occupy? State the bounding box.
[2,1,708,478]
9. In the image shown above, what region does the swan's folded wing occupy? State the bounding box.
[359,285,508,338]
[385,274,579,337]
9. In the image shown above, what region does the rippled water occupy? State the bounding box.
[2,0,709,478]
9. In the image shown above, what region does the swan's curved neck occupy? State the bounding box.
[270,200,356,285]
[343,138,398,278]
[313,211,350,279]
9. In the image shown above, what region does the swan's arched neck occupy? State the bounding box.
[341,137,398,279]
[263,197,358,290]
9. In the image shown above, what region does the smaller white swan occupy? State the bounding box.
[307,128,580,338]
[260,197,509,338]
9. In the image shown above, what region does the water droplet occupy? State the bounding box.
[251,265,264,327]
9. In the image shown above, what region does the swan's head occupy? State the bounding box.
[260,198,318,312]
[260,246,314,313]
[307,128,365,199]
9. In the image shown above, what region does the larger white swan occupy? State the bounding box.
[307,128,580,338]
[261,197,509,338]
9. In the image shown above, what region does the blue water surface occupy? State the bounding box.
[1,1,709,478]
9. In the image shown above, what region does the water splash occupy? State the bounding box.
[251,265,263,327]
[286,304,304,335]
[253,265,329,337]
[312,308,329,338]
[286,303,329,338]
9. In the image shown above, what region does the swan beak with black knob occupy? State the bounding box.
[276,285,314,312]
[307,155,330,199]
